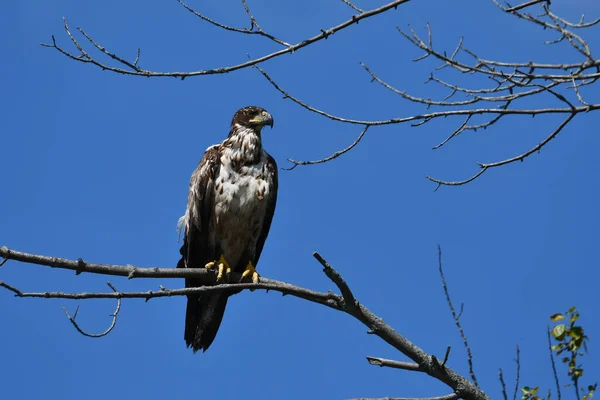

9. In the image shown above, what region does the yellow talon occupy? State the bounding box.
[240,261,260,284]
[205,261,216,269]
[216,254,230,282]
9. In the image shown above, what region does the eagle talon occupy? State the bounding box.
[240,261,260,284]
[215,255,231,282]
[204,261,216,269]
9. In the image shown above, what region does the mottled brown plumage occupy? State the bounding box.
[177,106,278,352]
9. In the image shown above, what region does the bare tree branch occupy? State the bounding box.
[341,0,365,14]
[499,369,509,400]
[250,1,599,188]
[176,0,291,47]
[42,0,411,79]
[256,65,600,123]
[426,112,577,190]
[62,282,121,338]
[351,395,459,400]
[366,356,423,371]
[437,245,479,387]
[0,246,219,282]
[284,126,369,170]
[505,0,549,13]
[513,346,521,400]
[0,246,490,400]
[42,0,599,187]
[548,328,562,400]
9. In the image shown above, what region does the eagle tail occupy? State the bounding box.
[184,292,229,353]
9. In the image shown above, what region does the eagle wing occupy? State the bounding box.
[179,144,220,273]
[177,145,226,352]
[253,153,278,266]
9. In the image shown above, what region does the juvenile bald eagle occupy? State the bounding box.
[177,106,278,353]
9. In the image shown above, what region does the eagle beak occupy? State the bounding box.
[264,112,274,128]
[251,112,274,128]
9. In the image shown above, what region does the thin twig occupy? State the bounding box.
[62,282,121,338]
[257,65,600,124]
[351,395,459,400]
[313,252,357,310]
[366,356,423,371]
[284,126,369,170]
[340,0,364,13]
[499,369,509,400]
[513,346,521,400]
[427,113,577,188]
[437,245,479,387]
[506,0,548,12]
[43,0,411,78]
[547,328,562,400]
[176,0,291,47]
[442,347,451,366]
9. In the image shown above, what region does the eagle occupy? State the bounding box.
[176,106,278,353]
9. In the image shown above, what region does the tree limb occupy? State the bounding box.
[351,395,459,400]
[0,246,490,400]
[42,0,412,79]
[437,245,479,387]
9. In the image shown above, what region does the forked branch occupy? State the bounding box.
[254,0,599,188]
[42,0,411,79]
[44,0,599,188]
[0,245,489,400]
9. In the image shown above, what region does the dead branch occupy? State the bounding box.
[42,0,411,79]
[0,246,220,282]
[176,0,291,47]
[366,356,423,371]
[0,245,490,400]
[62,282,121,338]
[437,245,479,387]
[513,346,521,400]
[252,1,599,188]
[45,0,600,188]
[351,395,459,400]
[548,328,562,400]
[498,369,509,400]
[284,126,369,170]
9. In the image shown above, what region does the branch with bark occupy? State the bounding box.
[43,0,599,188]
[256,0,599,188]
[0,245,489,400]
[41,0,410,79]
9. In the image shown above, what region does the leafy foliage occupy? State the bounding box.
[521,307,597,400]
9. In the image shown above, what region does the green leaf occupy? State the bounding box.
[568,306,576,313]
[573,336,584,350]
[522,387,531,394]
[551,313,565,322]
[553,324,567,340]
[571,326,583,340]
[570,313,580,323]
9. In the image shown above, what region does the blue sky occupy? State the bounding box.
[1,0,598,399]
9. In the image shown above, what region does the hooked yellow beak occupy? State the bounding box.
[250,111,274,128]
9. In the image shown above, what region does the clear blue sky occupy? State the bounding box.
[1,1,598,399]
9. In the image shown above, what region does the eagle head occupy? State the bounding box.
[231,106,274,131]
